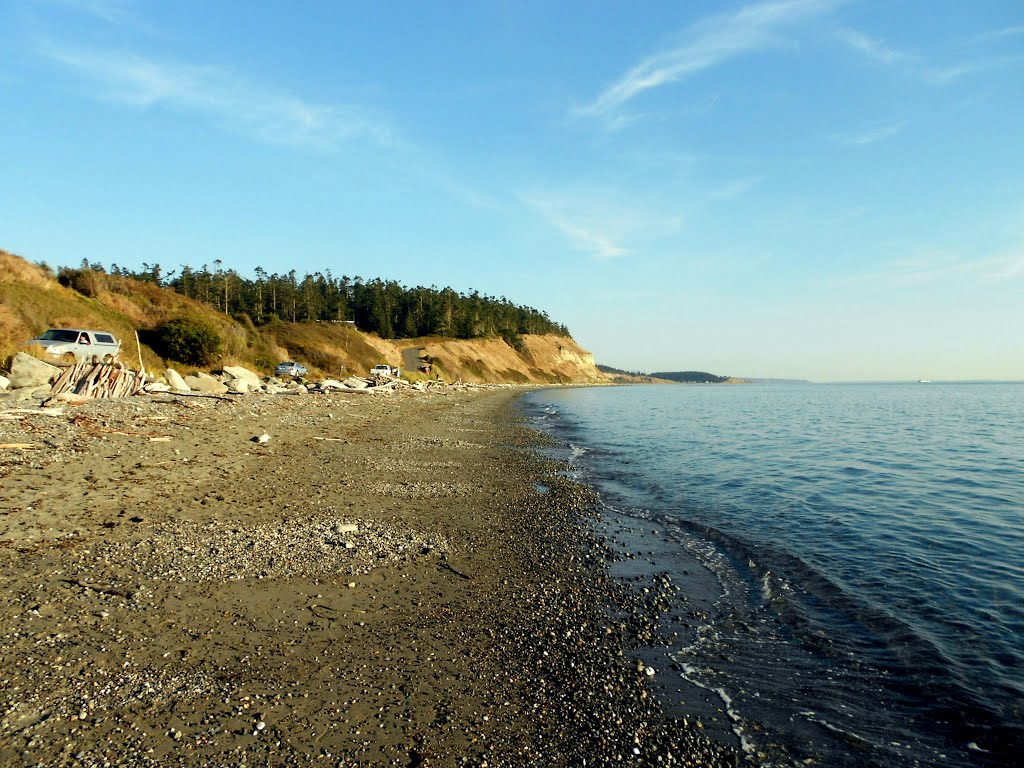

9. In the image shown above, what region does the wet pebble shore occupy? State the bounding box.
[1,388,742,766]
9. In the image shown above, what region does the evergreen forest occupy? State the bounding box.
[60,260,570,344]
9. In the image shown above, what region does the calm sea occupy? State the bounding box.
[523,383,1023,768]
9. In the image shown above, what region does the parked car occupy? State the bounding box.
[22,328,121,363]
[369,364,398,377]
[275,361,308,377]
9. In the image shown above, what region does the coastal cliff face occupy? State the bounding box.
[417,335,603,384]
[0,250,606,384]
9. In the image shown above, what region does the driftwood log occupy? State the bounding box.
[49,362,147,400]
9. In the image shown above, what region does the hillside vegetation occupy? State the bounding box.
[649,371,733,384]
[0,250,604,384]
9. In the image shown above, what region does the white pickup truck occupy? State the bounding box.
[369,364,399,378]
[23,328,122,363]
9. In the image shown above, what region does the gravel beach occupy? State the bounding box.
[1,386,741,767]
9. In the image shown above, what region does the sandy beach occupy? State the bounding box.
[1,386,740,767]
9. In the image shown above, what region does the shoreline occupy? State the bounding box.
[1,387,740,766]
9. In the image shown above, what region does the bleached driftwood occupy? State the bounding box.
[49,362,147,400]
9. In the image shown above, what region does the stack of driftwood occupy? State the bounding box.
[49,361,147,399]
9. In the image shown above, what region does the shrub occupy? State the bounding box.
[57,268,105,298]
[154,316,222,366]
[500,329,526,354]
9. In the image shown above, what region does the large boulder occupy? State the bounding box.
[226,378,251,394]
[342,377,369,390]
[8,353,61,389]
[0,385,53,402]
[165,369,191,392]
[183,372,228,394]
[222,366,261,390]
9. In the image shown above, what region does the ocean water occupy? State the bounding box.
[523,383,1024,768]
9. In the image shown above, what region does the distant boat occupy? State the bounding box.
[917,379,932,383]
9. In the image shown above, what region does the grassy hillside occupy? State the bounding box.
[0,249,606,384]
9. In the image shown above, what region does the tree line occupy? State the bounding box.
[62,260,570,344]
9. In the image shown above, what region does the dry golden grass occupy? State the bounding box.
[0,251,53,289]
[0,250,603,384]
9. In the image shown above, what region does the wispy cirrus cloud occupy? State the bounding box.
[526,192,634,260]
[40,43,393,149]
[573,0,837,124]
[838,27,912,64]
[527,186,689,261]
[709,176,759,200]
[837,120,906,146]
[922,56,1021,85]
[967,25,1024,45]
[550,216,633,260]
[840,23,1022,85]
[847,246,1024,287]
[42,0,133,24]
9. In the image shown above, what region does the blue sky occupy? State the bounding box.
[2,0,1022,381]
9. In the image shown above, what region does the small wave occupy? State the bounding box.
[569,443,591,458]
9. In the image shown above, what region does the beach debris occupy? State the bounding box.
[253,432,271,444]
[49,360,147,399]
[0,407,66,417]
[335,523,358,534]
[41,391,91,407]
[58,578,135,600]
[438,557,472,581]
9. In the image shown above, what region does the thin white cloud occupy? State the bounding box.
[967,25,1024,45]
[526,194,634,259]
[923,56,1021,84]
[527,187,690,261]
[42,0,132,24]
[839,24,1023,86]
[574,0,837,123]
[40,43,393,149]
[710,176,759,200]
[552,216,632,260]
[838,120,906,145]
[848,246,1024,286]
[823,204,870,225]
[838,27,912,64]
